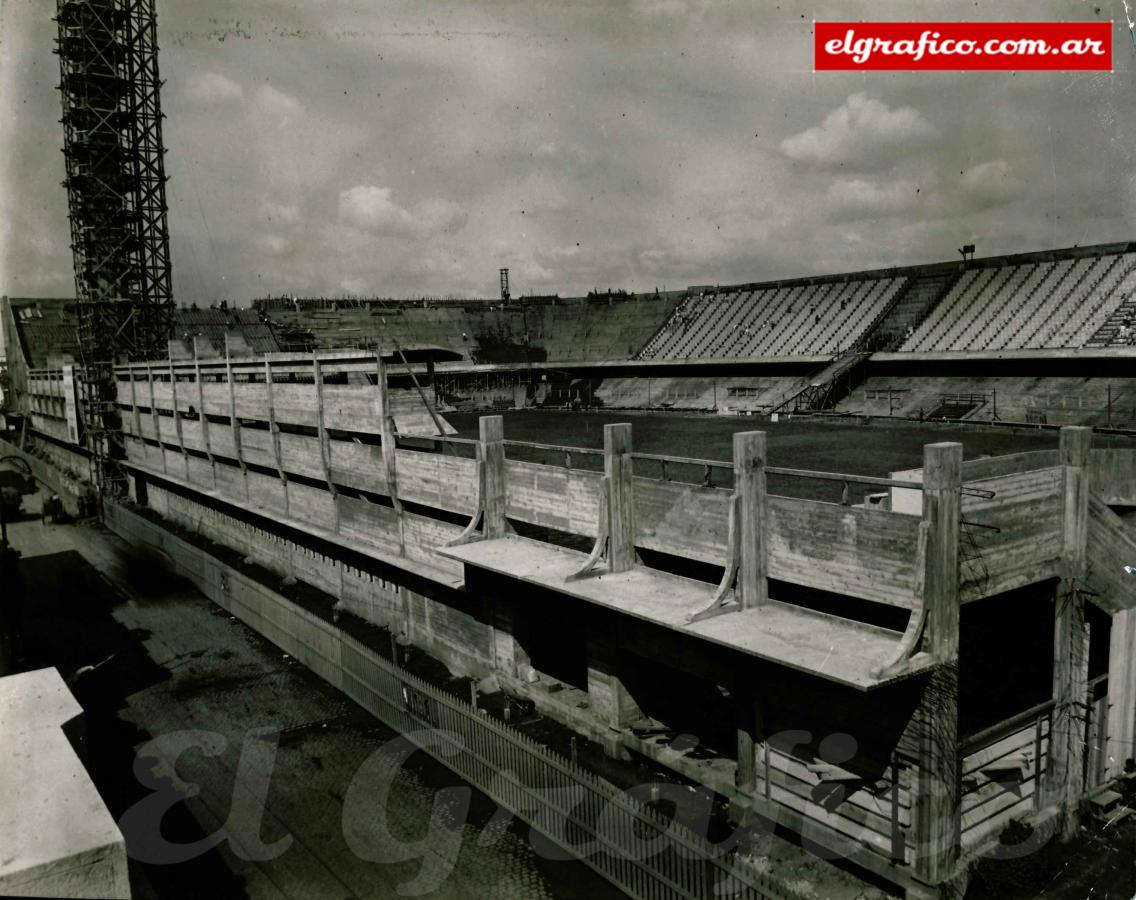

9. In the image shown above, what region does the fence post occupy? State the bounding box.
[605,423,635,572]
[733,431,768,609]
[910,441,962,888]
[1047,426,1091,836]
[480,415,506,538]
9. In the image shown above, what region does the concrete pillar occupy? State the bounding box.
[1047,426,1092,836]
[911,442,962,888]
[1107,609,1136,779]
[587,636,641,737]
[604,423,635,573]
[479,415,507,539]
[733,431,768,609]
[376,355,405,553]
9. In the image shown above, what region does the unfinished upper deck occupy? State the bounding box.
[114,351,1136,692]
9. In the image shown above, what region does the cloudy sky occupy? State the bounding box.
[1,0,1134,303]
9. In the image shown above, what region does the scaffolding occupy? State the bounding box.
[55,0,174,498]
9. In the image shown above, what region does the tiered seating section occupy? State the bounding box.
[255,294,681,363]
[900,251,1136,352]
[638,277,906,360]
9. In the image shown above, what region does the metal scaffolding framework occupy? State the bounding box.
[55,0,174,498]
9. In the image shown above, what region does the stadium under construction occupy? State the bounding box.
[2,3,1136,900]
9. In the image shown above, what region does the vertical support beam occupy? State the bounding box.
[193,339,216,488]
[480,415,506,538]
[312,353,340,532]
[604,423,635,573]
[912,441,962,888]
[734,686,763,795]
[127,367,140,443]
[586,634,642,754]
[1107,608,1136,779]
[264,359,289,517]
[224,338,250,501]
[733,431,768,609]
[146,364,165,474]
[1048,426,1092,834]
[491,599,530,679]
[167,357,188,480]
[377,355,405,553]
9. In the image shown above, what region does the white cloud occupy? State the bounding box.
[825,178,921,221]
[338,186,466,238]
[254,85,303,122]
[259,201,301,225]
[256,234,293,256]
[184,72,244,104]
[340,278,368,295]
[960,160,1021,208]
[780,92,937,168]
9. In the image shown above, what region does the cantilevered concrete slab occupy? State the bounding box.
[440,535,928,690]
[0,668,129,898]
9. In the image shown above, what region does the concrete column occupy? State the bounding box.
[733,431,768,609]
[604,423,635,573]
[376,355,405,553]
[312,353,339,531]
[1107,609,1136,779]
[911,442,962,888]
[479,415,507,539]
[264,359,289,516]
[491,600,529,679]
[734,687,764,794]
[1047,426,1092,835]
[587,636,641,736]
[168,358,188,480]
[224,338,249,501]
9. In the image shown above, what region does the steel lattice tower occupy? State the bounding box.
[55,0,174,498]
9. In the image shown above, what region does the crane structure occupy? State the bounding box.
[55,0,174,498]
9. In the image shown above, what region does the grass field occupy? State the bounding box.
[447,410,1131,502]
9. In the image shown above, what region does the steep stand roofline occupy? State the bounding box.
[699,239,1136,295]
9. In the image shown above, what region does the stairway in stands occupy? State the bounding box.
[1086,287,1136,347]
[865,270,962,350]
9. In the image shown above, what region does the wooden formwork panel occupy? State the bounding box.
[767,498,920,609]
[960,721,1049,850]
[395,450,478,514]
[336,495,402,552]
[287,481,337,531]
[961,467,1063,599]
[503,459,603,537]
[633,478,730,564]
[1091,448,1136,505]
[1087,495,1136,613]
